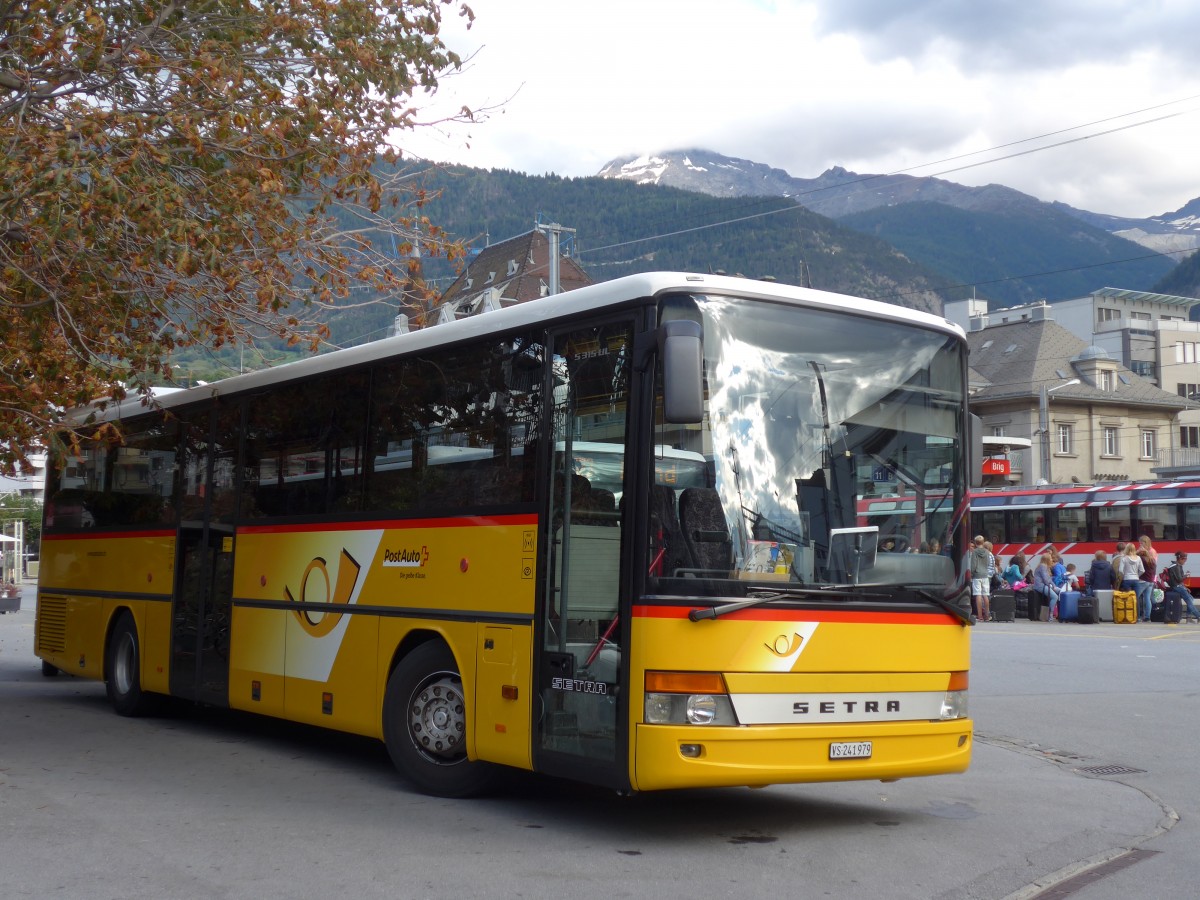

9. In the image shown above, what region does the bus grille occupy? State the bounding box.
[36,596,68,654]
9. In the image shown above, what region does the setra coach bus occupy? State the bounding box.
[35,272,978,796]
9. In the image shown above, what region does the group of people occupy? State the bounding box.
[978,533,1200,623]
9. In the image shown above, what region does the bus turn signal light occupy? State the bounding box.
[645,671,727,694]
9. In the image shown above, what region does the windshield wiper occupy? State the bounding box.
[911,587,972,626]
[688,586,889,621]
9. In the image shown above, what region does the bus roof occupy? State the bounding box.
[86,271,964,424]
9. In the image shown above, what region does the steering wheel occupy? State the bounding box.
[879,534,910,553]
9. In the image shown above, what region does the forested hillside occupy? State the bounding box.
[1153,249,1200,303]
[320,165,960,345]
[839,201,1175,307]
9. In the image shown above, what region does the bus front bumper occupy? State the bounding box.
[631,719,972,791]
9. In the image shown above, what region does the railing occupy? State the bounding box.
[1154,448,1200,470]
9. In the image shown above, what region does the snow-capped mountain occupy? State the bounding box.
[597,149,1200,257]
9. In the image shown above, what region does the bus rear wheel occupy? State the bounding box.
[383,642,495,797]
[105,612,163,717]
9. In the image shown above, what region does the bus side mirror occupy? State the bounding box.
[968,413,984,488]
[658,320,703,424]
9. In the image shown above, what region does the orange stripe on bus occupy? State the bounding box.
[632,605,960,624]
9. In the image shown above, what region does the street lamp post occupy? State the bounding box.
[1039,378,1081,485]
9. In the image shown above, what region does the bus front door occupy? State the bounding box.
[536,322,632,788]
[170,410,237,707]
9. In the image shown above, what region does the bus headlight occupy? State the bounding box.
[940,690,968,720]
[644,672,739,726]
[686,694,718,725]
[939,671,969,720]
[644,692,738,725]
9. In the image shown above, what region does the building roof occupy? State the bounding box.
[1090,286,1198,309]
[965,317,1194,411]
[438,229,591,314]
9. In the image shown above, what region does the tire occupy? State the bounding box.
[382,641,495,797]
[41,659,60,677]
[104,612,163,717]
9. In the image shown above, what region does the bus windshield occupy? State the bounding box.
[651,293,966,596]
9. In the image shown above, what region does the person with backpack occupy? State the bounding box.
[1164,551,1200,623]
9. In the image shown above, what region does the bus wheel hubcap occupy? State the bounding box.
[409,673,465,762]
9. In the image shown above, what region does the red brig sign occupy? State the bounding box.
[982,458,1011,476]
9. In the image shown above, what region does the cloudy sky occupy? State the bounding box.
[401,0,1200,220]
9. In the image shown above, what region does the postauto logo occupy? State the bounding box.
[284,550,362,638]
[382,545,429,568]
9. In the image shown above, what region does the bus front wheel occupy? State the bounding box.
[105,612,163,717]
[383,642,495,797]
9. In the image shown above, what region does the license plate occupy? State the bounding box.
[829,741,873,760]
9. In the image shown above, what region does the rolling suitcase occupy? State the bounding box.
[991,590,1015,623]
[1163,590,1183,625]
[1113,589,1138,624]
[1026,588,1043,621]
[1014,588,1030,619]
[1077,595,1097,624]
[1057,590,1081,622]
[1093,589,1114,622]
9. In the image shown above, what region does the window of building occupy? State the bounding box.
[1179,383,1200,400]
[1099,370,1114,391]
[990,425,1007,437]
[1141,430,1156,460]
[1097,308,1120,322]
[1179,342,1198,364]
[1130,311,1151,321]
[1057,423,1073,455]
[1129,360,1154,378]
[1103,426,1119,456]
[1182,426,1200,449]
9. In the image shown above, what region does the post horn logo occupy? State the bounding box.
[284,549,362,638]
[765,633,804,658]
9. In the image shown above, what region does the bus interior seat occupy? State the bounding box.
[678,487,733,575]
[586,489,617,523]
[649,484,692,576]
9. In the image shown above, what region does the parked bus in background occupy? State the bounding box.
[971,481,1200,589]
[35,272,976,796]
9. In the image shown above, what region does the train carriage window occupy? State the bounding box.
[1136,505,1178,542]
[1183,505,1200,540]
[1013,509,1047,543]
[976,511,1006,545]
[1091,506,1132,543]
[1050,508,1087,543]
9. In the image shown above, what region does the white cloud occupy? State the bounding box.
[401,0,1200,218]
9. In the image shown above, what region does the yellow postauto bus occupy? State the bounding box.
[36,272,978,796]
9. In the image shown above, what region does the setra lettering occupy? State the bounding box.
[791,698,903,715]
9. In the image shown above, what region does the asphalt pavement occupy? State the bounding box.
[1,585,1193,899]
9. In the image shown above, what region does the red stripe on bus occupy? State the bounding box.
[238,513,539,535]
[43,529,175,541]
[632,605,960,625]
